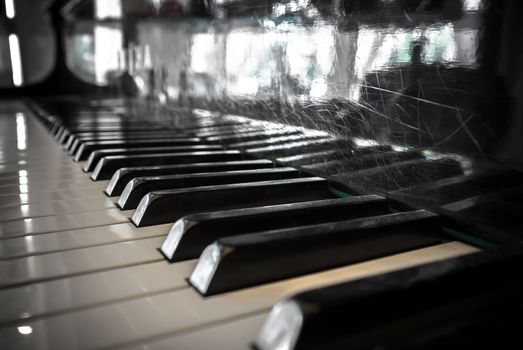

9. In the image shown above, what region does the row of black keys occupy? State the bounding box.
[40,112,454,295]
[39,110,521,350]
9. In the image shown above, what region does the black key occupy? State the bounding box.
[189,210,446,296]
[91,150,245,180]
[65,122,249,150]
[230,134,325,150]
[333,158,464,193]
[276,150,343,167]
[58,124,165,143]
[160,195,389,262]
[205,129,300,144]
[117,167,302,210]
[105,160,274,196]
[191,125,263,138]
[132,177,331,227]
[75,137,206,161]
[245,138,336,158]
[253,250,518,350]
[66,131,192,154]
[83,144,222,172]
[65,129,184,153]
[62,123,164,133]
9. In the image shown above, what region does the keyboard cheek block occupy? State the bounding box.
[189,210,448,296]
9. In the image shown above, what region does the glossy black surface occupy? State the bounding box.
[82,144,222,171]
[73,137,205,160]
[104,159,275,196]
[160,195,389,262]
[258,247,523,350]
[90,150,245,180]
[117,167,302,210]
[189,210,446,296]
[66,131,194,154]
[131,177,332,226]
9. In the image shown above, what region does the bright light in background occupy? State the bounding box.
[94,0,122,19]
[191,34,215,73]
[93,0,123,85]
[463,0,481,11]
[17,326,32,335]
[4,0,15,18]
[94,26,123,84]
[9,34,23,86]
[16,113,26,150]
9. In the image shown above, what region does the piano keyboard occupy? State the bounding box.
[0,100,480,350]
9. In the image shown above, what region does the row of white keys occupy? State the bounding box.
[0,236,167,288]
[0,242,478,349]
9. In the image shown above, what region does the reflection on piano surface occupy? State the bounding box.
[1,0,523,349]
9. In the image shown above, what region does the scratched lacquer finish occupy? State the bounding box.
[65,0,522,233]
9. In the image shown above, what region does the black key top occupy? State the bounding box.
[253,250,514,350]
[105,160,274,196]
[83,144,222,172]
[65,122,247,149]
[230,134,325,150]
[132,177,331,227]
[75,137,206,161]
[189,210,445,295]
[160,195,389,262]
[65,130,176,151]
[117,167,303,210]
[66,131,192,154]
[91,150,245,180]
[58,124,166,142]
[245,138,336,158]
[205,129,300,144]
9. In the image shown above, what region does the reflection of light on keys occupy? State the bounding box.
[4,0,15,19]
[24,234,35,253]
[17,326,32,335]
[8,34,23,86]
[16,113,27,150]
[23,218,34,232]
[19,193,29,203]
[20,204,30,216]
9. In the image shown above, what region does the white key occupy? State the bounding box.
[0,223,172,260]
[0,236,165,288]
[0,260,196,325]
[0,197,116,221]
[0,208,129,238]
[0,185,109,207]
[0,172,93,186]
[129,313,267,350]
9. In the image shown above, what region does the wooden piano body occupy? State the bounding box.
[0,0,522,349]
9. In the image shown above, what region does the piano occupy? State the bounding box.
[1,0,522,349]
